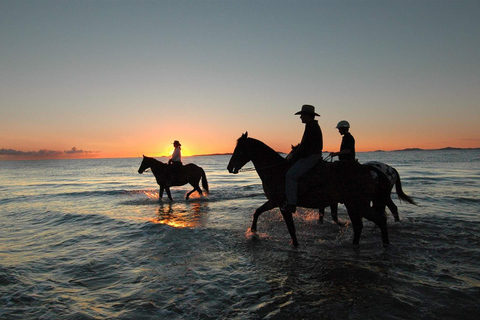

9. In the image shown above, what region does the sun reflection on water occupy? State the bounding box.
[148,202,207,228]
[143,190,159,200]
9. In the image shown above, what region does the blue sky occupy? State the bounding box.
[1,0,479,159]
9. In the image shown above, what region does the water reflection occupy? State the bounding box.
[150,202,208,228]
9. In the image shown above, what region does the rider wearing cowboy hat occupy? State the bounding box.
[283,105,323,214]
[167,140,182,186]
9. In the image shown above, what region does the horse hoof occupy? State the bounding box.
[335,220,345,227]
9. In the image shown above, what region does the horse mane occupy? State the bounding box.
[243,137,285,163]
[143,156,166,168]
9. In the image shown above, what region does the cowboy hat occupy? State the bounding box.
[294,104,320,117]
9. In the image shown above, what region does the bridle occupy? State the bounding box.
[239,163,283,172]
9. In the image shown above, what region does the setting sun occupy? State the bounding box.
[1,0,479,162]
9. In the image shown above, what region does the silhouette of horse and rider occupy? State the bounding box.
[227,105,416,246]
[138,105,415,246]
[138,141,209,201]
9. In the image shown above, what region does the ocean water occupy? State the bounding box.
[1,150,479,319]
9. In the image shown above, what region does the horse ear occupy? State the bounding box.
[244,131,248,138]
[143,154,145,158]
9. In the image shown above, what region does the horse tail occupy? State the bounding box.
[201,168,209,195]
[393,168,416,205]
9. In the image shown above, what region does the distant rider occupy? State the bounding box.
[283,105,323,213]
[167,140,182,185]
[330,120,355,161]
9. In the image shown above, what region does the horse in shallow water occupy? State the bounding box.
[227,132,390,247]
[319,161,416,223]
[363,161,416,220]
[287,145,416,224]
[138,155,209,201]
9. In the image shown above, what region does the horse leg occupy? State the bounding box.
[280,209,298,247]
[331,203,339,223]
[376,205,390,245]
[345,203,363,245]
[251,200,276,232]
[319,206,325,224]
[330,203,345,226]
[159,186,164,199]
[195,184,203,197]
[186,182,203,200]
[386,197,400,222]
[367,201,391,245]
[165,187,173,201]
[185,185,202,200]
[320,204,341,225]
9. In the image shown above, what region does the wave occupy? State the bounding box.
[119,188,266,206]
[445,196,480,205]
[0,266,19,286]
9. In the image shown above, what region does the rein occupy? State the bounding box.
[240,154,332,172]
[239,163,282,172]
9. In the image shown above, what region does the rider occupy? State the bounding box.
[167,140,182,185]
[330,120,355,161]
[283,105,323,214]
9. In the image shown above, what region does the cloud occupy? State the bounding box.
[0,147,98,159]
[64,147,95,154]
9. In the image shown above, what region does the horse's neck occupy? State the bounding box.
[150,160,165,175]
[249,139,286,178]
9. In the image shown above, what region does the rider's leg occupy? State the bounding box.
[284,153,322,212]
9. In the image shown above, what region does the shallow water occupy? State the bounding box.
[1,150,479,319]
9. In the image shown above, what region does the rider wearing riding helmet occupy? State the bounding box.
[330,120,355,162]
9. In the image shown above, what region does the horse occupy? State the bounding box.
[286,144,416,225]
[319,161,416,223]
[287,144,342,225]
[138,155,209,201]
[227,132,390,247]
[363,161,416,220]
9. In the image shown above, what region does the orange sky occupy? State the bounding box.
[1,1,479,161]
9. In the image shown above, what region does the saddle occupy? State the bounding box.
[168,162,184,185]
[297,160,373,204]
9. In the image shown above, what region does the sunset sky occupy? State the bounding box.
[1,0,479,160]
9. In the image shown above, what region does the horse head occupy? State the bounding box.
[138,155,164,174]
[138,155,149,174]
[227,132,252,174]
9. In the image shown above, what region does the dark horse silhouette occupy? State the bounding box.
[138,155,209,201]
[363,161,416,220]
[319,161,416,223]
[287,145,416,224]
[227,132,391,247]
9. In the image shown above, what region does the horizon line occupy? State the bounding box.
[1,146,479,161]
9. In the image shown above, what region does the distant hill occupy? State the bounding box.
[393,147,480,152]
